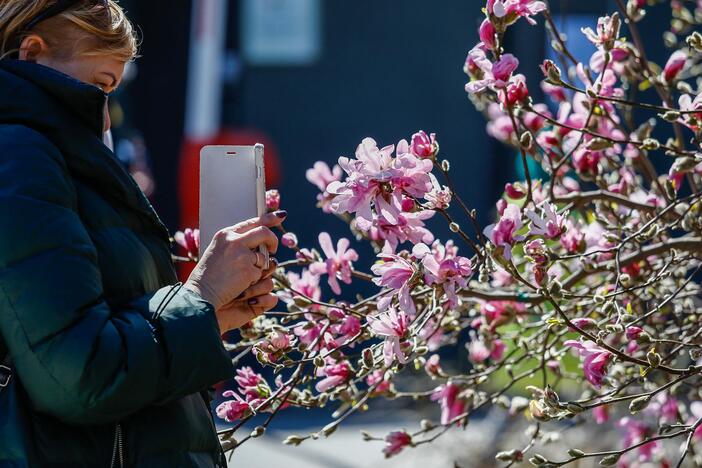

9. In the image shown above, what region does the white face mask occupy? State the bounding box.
[103,130,114,152]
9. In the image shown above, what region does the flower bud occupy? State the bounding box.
[496,449,523,462]
[640,138,660,151]
[540,60,562,84]
[530,454,548,465]
[220,437,238,451]
[321,423,338,437]
[659,110,681,122]
[647,348,661,368]
[599,454,620,466]
[686,31,702,52]
[362,348,375,368]
[281,232,298,249]
[283,435,305,446]
[441,159,451,171]
[520,131,533,149]
[449,222,460,232]
[250,426,266,438]
[265,189,281,211]
[314,355,325,368]
[628,395,651,414]
[420,419,435,431]
[568,449,585,458]
[479,19,497,50]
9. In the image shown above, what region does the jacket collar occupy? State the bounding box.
[0,59,172,243]
[0,59,106,137]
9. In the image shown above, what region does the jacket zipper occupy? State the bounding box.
[110,422,125,468]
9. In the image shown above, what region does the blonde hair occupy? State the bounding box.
[0,0,138,61]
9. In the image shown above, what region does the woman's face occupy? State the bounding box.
[19,34,126,131]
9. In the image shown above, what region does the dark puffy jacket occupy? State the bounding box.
[0,59,235,467]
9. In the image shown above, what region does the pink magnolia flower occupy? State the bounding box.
[526,202,567,239]
[617,418,661,461]
[431,383,467,426]
[416,242,472,308]
[315,360,352,392]
[366,368,392,395]
[464,43,489,78]
[265,189,280,211]
[690,402,702,440]
[564,340,612,388]
[410,130,437,159]
[306,161,342,192]
[465,53,519,94]
[281,232,298,249]
[330,311,362,346]
[309,232,358,295]
[541,80,567,102]
[662,50,687,83]
[268,331,291,350]
[491,0,547,25]
[469,341,493,363]
[174,228,199,258]
[626,326,644,341]
[570,317,597,330]
[383,431,412,458]
[502,74,529,106]
[479,301,527,331]
[468,339,506,363]
[257,331,292,362]
[327,138,432,230]
[307,161,343,213]
[425,354,443,377]
[372,210,435,254]
[505,182,526,199]
[483,203,524,259]
[678,93,702,132]
[294,321,333,353]
[593,404,609,424]
[418,317,446,351]
[280,269,321,308]
[581,14,620,50]
[479,19,497,50]
[234,367,271,407]
[372,254,418,315]
[425,184,452,210]
[215,393,252,422]
[649,393,679,423]
[368,308,411,366]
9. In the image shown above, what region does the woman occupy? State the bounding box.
[0,1,281,466]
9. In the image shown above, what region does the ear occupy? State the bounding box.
[18,35,49,62]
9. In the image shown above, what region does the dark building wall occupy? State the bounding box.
[225,0,501,249]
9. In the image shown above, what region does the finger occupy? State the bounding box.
[240,226,279,253]
[246,293,278,312]
[229,211,287,235]
[261,258,278,279]
[238,278,274,301]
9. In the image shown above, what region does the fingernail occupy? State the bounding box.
[274,210,287,219]
[248,298,259,306]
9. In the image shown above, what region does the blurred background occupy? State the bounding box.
[111,1,674,466]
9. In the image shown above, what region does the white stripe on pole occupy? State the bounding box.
[184,0,228,140]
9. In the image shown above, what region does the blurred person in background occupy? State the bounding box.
[0,1,282,466]
[108,62,156,198]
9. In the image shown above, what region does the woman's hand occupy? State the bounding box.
[215,262,279,332]
[184,211,286,330]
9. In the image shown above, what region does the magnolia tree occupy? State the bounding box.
[174,1,702,466]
